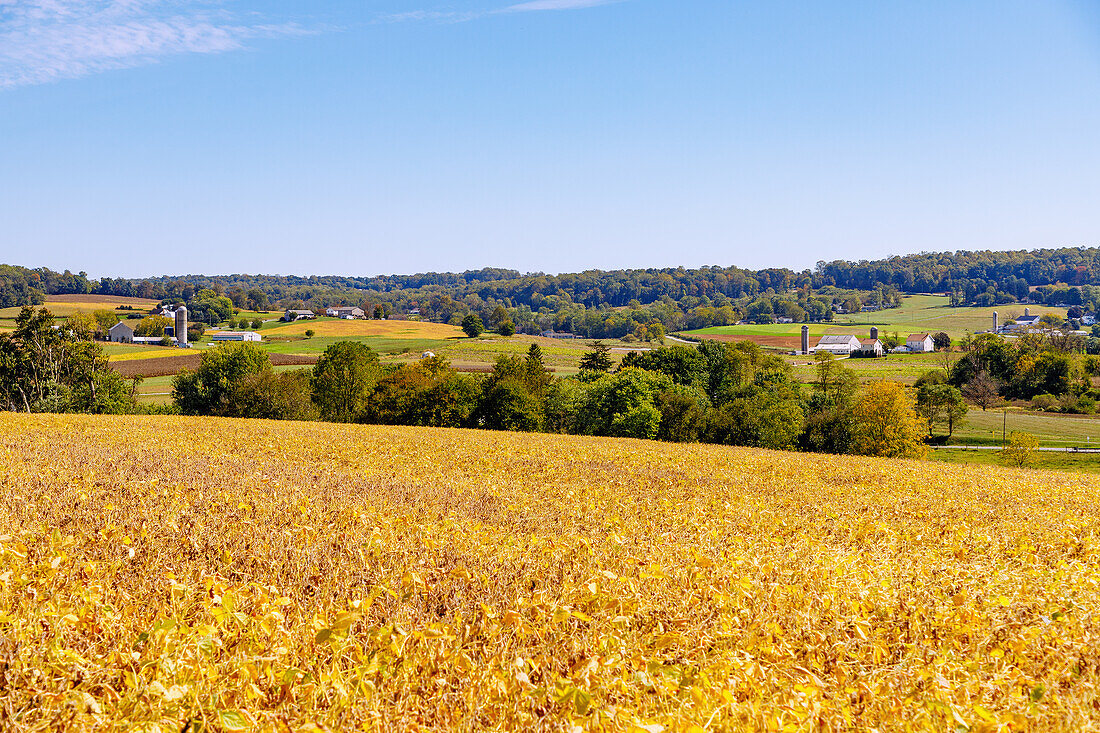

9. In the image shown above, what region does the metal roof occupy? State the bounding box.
[816,334,860,344]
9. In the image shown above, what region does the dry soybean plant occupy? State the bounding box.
[1,413,1099,731]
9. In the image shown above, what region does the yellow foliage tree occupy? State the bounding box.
[1002,431,1040,468]
[851,380,927,458]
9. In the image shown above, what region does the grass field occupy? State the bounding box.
[681,295,1069,347]
[2,414,1100,730]
[951,409,1100,449]
[930,447,1100,474]
[786,352,948,385]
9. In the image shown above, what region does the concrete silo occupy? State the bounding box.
[175,305,188,346]
[801,325,809,355]
[992,311,998,333]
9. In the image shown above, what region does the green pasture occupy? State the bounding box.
[949,408,1100,449]
[930,447,1100,474]
[680,294,1068,343]
[785,352,948,385]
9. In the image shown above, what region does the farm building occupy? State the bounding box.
[1003,308,1042,332]
[814,334,861,355]
[283,309,316,322]
[108,321,135,343]
[856,339,884,357]
[212,331,262,343]
[541,331,577,339]
[325,306,365,319]
[905,334,934,353]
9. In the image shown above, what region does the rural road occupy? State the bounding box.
[938,446,1100,454]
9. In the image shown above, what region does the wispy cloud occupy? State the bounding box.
[500,0,624,12]
[380,0,627,24]
[0,1,312,90]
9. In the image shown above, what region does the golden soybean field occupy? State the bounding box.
[1,415,1099,731]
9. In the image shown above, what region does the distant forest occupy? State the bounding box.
[5,246,1100,337]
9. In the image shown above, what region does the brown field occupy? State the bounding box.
[699,333,798,348]
[110,353,318,378]
[2,414,1099,730]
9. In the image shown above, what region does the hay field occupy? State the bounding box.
[2,415,1099,731]
[0,294,157,321]
[262,318,464,340]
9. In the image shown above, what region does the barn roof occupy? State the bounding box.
[816,334,860,344]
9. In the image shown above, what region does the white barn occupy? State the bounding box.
[814,334,862,355]
[108,321,135,343]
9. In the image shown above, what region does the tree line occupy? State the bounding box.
[164,339,930,459]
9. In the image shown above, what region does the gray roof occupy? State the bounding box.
[817,334,860,344]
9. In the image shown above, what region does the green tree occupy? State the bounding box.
[523,343,553,395]
[134,315,172,337]
[916,382,967,438]
[497,319,516,337]
[462,314,485,338]
[703,370,804,450]
[92,309,120,338]
[621,345,707,388]
[311,341,381,422]
[0,307,134,414]
[746,298,775,324]
[172,342,270,416]
[578,341,613,373]
[655,385,709,442]
[231,369,317,421]
[576,368,671,438]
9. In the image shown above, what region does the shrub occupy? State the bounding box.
[1030,394,1058,412]
[1002,431,1039,468]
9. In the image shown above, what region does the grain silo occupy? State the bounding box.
[175,305,188,346]
[801,325,809,355]
[992,311,998,333]
[870,326,879,341]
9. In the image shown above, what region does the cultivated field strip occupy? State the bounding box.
[1,415,1099,731]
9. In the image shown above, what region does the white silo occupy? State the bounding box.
[175,305,188,346]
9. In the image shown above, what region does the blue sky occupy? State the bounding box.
[1,0,1099,278]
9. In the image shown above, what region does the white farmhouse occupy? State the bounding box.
[814,334,862,355]
[905,333,935,352]
[856,338,884,357]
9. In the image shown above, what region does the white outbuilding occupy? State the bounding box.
[814,334,862,355]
